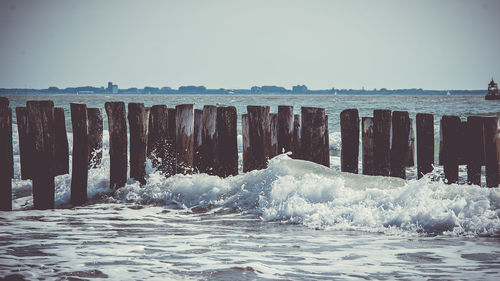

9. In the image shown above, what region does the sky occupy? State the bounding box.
[0,0,499,90]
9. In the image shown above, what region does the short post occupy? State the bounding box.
[216,106,238,177]
[406,118,415,167]
[194,109,203,173]
[201,105,217,174]
[373,109,391,176]
[87,108,103,168]
[269,113,279,158]
[416,113,434,179]
[128,103,149,184]
[362,117,375,175]
[242,114,250,172]
[54,108,69,175]
[292,114,301,159]
[301,107,328,167]
[15,107,32,180]
[245,106,271,171]
[390,111,410,179]
[27,100,56,209]
[483,116,499,187]
[441,115,461,184]
[0,97,13,211]
[176,104,194,174]
[105,102,127,189]
[340,109,359,173]
[147,105,169,173]
[466,116,484,185]
[70,103,89,206]
[277,106,294,154]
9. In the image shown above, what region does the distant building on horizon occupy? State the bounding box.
[107,81,118,94]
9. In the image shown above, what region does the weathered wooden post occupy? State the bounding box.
[128,103,149,184]
[194,109,203,173]
[0,97,13,211]
[416,113,434,179]
[70,103,89,206]
[166,108,177,176]
[441,115,461,184]
[362,117,375,175]
[216,106,238,177]
[277,106,294,154]
[483,116,499,187]
[373,109,391,176]
[54,108,69,175]
[323,116,330,167]
[105,102,127,189]
[301,107,329,167]
[245,106,271,171]
[390,111,410,179]
[201,105,217,174]
[242,113,250,172]
[27,100,56,209]
[15,107,32,180]
[176,104,194,174]
[292,114,301,159]
[466,116,484,185]
[406,118,415,167]
[340,109,359,173]
[269,113,279,158]
[147,105,169,173]
[87,108,103,168]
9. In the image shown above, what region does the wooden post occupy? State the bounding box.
[416,113,434,179]
[269,113,279,158]
[483,116,499,187]
[105,102,127,189]
[242,113,250,172]
[390,111,410,179]
[87,108,103,168]
[458,121,468,165]
[0,97,13,211]
[216,106,238,177]
[362,117,375,175]
[292,114,301,159]
[406,118,415,167]
[176,104,194,174]
[245,106,271,171]
[166,108,177,176]
[27,100,56,209]
[15,107,32,180]
[54,108,69,175]
[466,116,484,185]
[147,105,169,174]
[128,103,149,184]
[323,115,330,167]
[373,109,391,176]
[194,109,203,173]
[70,103,88,206]
[277,106,294,154]
[201,105,217,175]
[441,115,461,184]
[301,107,328,167]
[340,109,359,173]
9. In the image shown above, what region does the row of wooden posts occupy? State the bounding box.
[0,97,330,210]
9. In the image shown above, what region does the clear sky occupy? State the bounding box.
[0,0,499,90]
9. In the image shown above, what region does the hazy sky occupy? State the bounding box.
[1,0,499,90]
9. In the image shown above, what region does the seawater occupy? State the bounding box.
[1,94,499,280]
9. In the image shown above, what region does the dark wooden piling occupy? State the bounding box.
[362,117,375,175]
[175,104,194,174]
[54,108,69,175]
[216,106,238,177]
[194,109,203,173]
[292,114,301,159]
[458,121,468,165]
[200,105,217,174]
[340,109,359,173]
[245,106,271,171]
[147,105,169,173]
[301,107,329,167]
[483,116,499,187]
[27,100,56,209]
[87,108,103,168]
[277,106,294,154]
[0,97,13,211]
[269,113,279,158]
[70,103,89,206]
[406,118,415,167]
[323,115,330,167]
[441,115,461,184]
[105,102,127,189]
[242,113,251,172]
[466,116,484,185]
[165,108,177,176]
[416,113,434,179]
[373,110,392,176]
[15,107,32,180]
[128,103,149,184]
[390,111,410,179]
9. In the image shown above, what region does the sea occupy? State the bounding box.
[1,94,499,280]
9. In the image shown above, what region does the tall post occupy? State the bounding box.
[27,100,56,209]
[406,118,415,167]
[362,117,375,175]
[373,109,391,176]
[70,103,89,206]
[340,109,359,173]
[292,114,301,159]
[87,108,103,168]
[54,108,69,175]
[246,106,271,171]
[176,104,194,174]
[416,113,434,179]
[128,103,149,184]
[147,105,169,173]
[466,116,484,185]
[441,115,461,184]
[216,106,238,177]
[277,106,294,154]
[166,108,177,176]
[269,113,279,158]
[242,113,250,172]
[16,107,32,180]
[105,102,127,189]
[323,115,330,167]
[390,111,410,179]
[194,109,203,173]
[0,97,13,211]
[483,116,499,187]
[201,105,217,174]
[301,107,328,167]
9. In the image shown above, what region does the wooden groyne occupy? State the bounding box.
[0,98,498,211]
